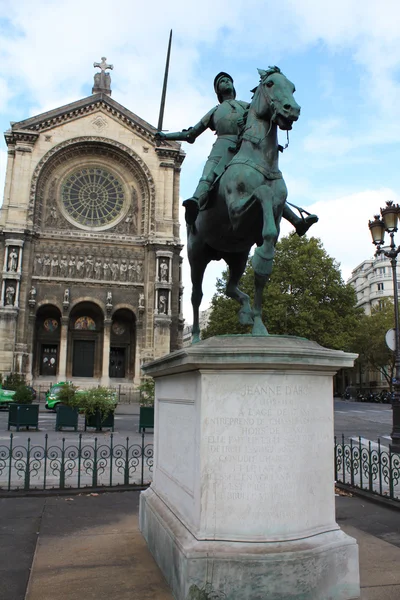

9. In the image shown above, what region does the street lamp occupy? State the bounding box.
[369,200,400,453]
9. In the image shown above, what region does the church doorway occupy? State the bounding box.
[67,302,104,379]
[34,305,62,377]
[109,309,136,379]
[109,347,125,378]
[72,340,95,377]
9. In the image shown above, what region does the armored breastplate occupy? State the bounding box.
[214,101,246,137]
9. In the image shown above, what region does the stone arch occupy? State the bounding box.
[68,296,105,316]
[29,137,156,236]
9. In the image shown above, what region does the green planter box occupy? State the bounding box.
[8,404,39,431]
[139,406,154,432]
[55,405,79,431]
[84,410,114,432]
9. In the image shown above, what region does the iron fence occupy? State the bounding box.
[0,432,153,492]
[335,435,400,501]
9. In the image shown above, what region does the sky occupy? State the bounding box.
[1,0,400,323]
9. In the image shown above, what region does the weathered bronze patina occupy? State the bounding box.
[157,67,316,342]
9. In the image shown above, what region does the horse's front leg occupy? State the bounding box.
[225,252,253,325]
[252,181,286,276]
[251,181,286,335]
[190,259,208,344]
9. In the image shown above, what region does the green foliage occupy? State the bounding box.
[3,373,26,391]
[351,298,396,390]
[139,378,155,406]
[56,383,78,406]
[203,234,362,350]
[13,385,33,404]
[75,387,117,420]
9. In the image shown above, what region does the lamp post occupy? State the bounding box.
[369,200,400,453]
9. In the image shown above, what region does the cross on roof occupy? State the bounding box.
[93,57,113,73]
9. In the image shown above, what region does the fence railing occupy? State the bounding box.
[0,433,153,492]
[335,435,400,501]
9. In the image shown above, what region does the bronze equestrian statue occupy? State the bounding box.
[157,67,317,342]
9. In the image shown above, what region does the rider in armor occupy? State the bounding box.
[156,72,318,234]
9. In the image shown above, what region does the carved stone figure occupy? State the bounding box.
[47,205,58,226]
[160,259,169,283]
[34,254,43,276]
[103,260,110,281]
[111,259,119,282]
[139,293,145,309]
[106,291,113,305]
[43,255,51,277]
[94,260,102,279]
[158,293,167,314]
[69,256,76,278]
[86,255,94,278]
[128,260,136,282]
[50,255,59,277]
[5,285,15,306]
[7,248,18,272]
[64,288,70,303]
[76,256,85,276]
[136,261,143,281]
[93,57,113,95]
[29,286,37,301]
[120,259,127,281]
[60,256,68,277]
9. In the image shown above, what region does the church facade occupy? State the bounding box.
[0,61,185,387]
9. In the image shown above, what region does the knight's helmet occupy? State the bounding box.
[214,72,236,103]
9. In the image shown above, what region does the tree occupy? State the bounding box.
[352,299,396,390]
[202,233,362,350]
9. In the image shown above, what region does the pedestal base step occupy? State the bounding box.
[140,488,360,600]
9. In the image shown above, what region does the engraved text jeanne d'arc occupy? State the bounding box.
[203,380,331,509]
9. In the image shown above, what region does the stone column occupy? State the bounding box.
[58,317,69,379]
[101,319,112,385]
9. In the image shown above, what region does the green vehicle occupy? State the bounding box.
[45,382,73,411]
[0,385,16,409]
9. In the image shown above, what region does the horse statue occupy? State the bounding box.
[187,66,301,343]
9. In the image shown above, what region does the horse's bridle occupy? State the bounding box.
[247,76,290,152]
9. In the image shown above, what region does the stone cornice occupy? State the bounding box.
[4,130,39,147]
[155,147,185,165]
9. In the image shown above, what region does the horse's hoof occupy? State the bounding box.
[239,309,254,325]
[252,320,269,336]
[191,334,201,344]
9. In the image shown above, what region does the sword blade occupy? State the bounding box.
[157,29,172,132]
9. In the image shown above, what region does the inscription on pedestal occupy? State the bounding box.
[201,374,334,538]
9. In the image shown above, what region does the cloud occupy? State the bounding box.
[280,188,399,281]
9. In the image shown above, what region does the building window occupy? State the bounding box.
[61,167,125,228]
[378,267,386,274]
[377,283,384,291]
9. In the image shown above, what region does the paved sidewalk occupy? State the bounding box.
[1,490,400,600]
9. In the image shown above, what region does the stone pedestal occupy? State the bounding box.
[139,336,360,600]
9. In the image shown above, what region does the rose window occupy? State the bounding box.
[61,167,125,227]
